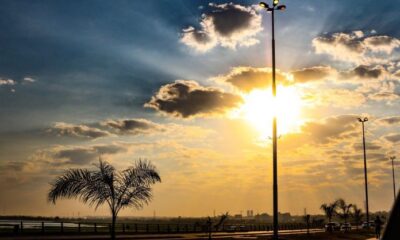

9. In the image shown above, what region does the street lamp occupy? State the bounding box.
[357,117,369,225]
[259,1,286,239]
[390,156,396,201]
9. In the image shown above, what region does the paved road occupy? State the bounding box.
[0,228,324,240]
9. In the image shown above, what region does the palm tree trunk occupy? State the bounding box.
[111,213,117,240]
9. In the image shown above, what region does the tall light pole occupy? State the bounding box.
[390,156,396,201]
[358,117,369,225]
[259,1,286,239]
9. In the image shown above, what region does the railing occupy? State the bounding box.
[0,221,324,235]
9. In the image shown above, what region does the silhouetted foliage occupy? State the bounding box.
[352,204,363,229]
[336,198,353,225]
[320,202,338,223]
[48,159,161,240]
[205,212,229,240]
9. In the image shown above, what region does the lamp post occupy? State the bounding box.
[358,117,369,225]
[259,1,286,239]
[390,156,396,201]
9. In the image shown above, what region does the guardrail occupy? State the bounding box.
[0,221,324,235]
[0,221,323,234]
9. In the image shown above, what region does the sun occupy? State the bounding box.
[233,86,304,140]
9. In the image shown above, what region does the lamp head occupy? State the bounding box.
[357,118,362,122]
[364,117,368,122]
[277,5,286,11]
[259,2,269,8]
[273,0,279,6]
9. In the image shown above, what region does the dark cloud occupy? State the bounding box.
[341,153,386,163]
[53,144,126,165]
[301,115,359,144]
[214,66,292,92]
[312,31,400,63]
[364,35,400,53]
[384,133,400,144]
[312,31,365,61]
[103,118,164,134]
[343,65,384,79]
[145,80,243,118]
[377,116,400,125]
[291,66,335,83]
[352,142,382,151]
[0,161,25,173]
[49,122,112,139]
[181,3,262,52]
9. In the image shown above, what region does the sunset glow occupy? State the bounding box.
[1,0,400,226]
[234,87,303,139]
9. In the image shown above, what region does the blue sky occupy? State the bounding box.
[1,0,400,217]
[2,0,399,131]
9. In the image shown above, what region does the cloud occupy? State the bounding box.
[49,122,112,139]
[213,66,292,92]
[352,142,382,151]
[291,66,336,83]
[384,133,400,144]
[368,92,399,102]
[103,118,164,134]
[312,31,400,63]
[181,3,262,52]
[312,31,365,62]
[301,115,360,144]
[342,65,385,79]
[0,161,25,172]
[145,80,243,118]
[303,89,366,108]
[0,78,16,86]
[23,77,36,83]
[377,116,400,125]
[364,35,400,53]
[51,144,127,165]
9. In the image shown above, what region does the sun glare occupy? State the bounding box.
[233,86,304,140]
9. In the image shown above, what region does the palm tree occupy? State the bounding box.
[206,212,229,240]
[336,198,353,224]
[352,205,363,229]
[320,202,338,223]
[48,159,161,240]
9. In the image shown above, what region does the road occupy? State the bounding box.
[0,228,324,240]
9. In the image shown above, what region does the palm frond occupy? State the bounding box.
[48,168,93,204]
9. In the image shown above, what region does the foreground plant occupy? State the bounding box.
[48,159,161,240]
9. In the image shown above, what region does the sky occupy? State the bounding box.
[1,0,400,218]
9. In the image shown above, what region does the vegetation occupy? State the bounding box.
[48,159,161,240]
[320,202,338,223]
[352,205,364,229]
[336,198,353,224]
[205,212,229,240]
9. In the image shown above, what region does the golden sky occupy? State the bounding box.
[1,1,400,217]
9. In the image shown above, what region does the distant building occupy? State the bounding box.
[255,213,272,222]
[246,210,254,217]
[234,214,242,219]
[278,212,294,222]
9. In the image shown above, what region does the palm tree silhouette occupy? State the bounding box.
[48,159,161,240]
[320,202,338,223]
[352,204,363,229]
[336,198,353,225]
